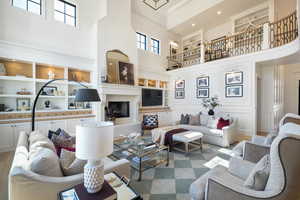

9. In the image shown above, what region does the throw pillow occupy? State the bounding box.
[59,129,76,144]
[29,132,56,153]
[189,113,200,125]
[51,134,74,149]
[207,117,219,129]
[60,149,86,176]
[244,155,270,191]
[217,118,230,130]
[28,147,63,177]
[264,134,277,145]
[143,115,158,127]
[48,128,61,140]
[179,114,190,124]
[200,113,209,126]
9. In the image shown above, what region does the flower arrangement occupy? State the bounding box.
[201,96,220,115]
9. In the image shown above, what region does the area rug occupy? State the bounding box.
[129,143,234,200]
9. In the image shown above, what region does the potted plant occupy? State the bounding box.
[201,96,220,116]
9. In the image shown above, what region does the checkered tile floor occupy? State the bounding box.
[128,143,234,200]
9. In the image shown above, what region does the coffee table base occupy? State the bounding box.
[173,139,203,156]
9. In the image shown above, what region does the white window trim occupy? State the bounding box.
[11,0,45,17]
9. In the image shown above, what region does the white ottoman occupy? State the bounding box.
[172,131,203,155]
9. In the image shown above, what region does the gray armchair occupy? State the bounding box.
[233,113,300,163]
[190,133,300,200]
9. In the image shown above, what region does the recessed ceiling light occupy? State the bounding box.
[217,11,222,15]
[192,23,196,27]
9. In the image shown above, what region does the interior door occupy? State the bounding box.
[0,124,15,152]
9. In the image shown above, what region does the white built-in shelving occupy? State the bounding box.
[0,58,94,114]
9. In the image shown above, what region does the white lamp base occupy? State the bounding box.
[84,160,104,193]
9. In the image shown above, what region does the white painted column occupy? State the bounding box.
[200,43,205,64]
[262,23,270,50]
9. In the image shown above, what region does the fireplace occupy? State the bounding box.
[108,101,130,118]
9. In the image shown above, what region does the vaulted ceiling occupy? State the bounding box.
[132,0,268,36]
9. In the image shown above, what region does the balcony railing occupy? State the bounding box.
[167,11,298,71]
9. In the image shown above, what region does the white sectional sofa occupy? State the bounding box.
[177,118,237,147]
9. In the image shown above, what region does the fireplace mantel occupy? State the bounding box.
[99,83,141,96]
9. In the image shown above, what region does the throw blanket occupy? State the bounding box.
[165,128,189,151]
[152,126,180,145]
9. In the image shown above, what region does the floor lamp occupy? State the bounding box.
[31,79,100,131]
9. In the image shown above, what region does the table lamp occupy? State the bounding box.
[76,122,114,193]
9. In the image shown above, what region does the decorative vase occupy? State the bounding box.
[208,109,214,116]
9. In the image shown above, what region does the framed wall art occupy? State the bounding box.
[175,80,185,89]
[225,71,243,85]
[226,85,243,97]
[197,76,209,88]
[197,88,209,98]
[175,90,185,99]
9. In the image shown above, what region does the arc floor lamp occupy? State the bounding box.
[31,78,100,131]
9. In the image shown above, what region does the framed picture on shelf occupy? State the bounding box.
[197,76,209,88]
[175,80,185,89]
[118,61,134,85]
[226,85,243,97]
[197,88,209,98]
[42,86,58,96]
[175,90,185,99]
[16,98,30,111]
[225,71,243,85]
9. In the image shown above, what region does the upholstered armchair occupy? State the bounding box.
[233,113,300,163]
[190,132,300,200]
[141,114,158,135]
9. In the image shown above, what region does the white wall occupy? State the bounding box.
[132,12,180,81]
[168,59,256,136]
[203,21,232,41]
[284,64,300,115]
[0,0,101,59]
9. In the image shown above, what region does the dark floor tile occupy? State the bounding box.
[174,160,192,168]
[154,168,175,179]
[175,179,194,193]
[194,167,210,178]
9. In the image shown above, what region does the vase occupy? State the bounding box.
[208,109,214,116]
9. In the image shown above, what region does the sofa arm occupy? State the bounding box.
[206,176,267,200]
[104,158,130,179]
[222,122,237,146]
[243,142,270,163]
[251,135,266,145]
[9,166,83,200]
[228,157,255,180]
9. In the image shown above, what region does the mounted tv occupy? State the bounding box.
[142,89,163,107]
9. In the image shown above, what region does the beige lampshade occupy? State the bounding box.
[76,122,114,160]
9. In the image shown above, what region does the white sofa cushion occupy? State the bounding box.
[29,133,56,153]
[207,118,219,129]
[28,147,63,177]
[178,125,223,137]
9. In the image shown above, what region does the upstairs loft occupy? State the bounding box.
[167,11,299,71]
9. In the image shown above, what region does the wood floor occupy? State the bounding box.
[0,151,14,200]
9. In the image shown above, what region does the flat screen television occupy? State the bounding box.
[142,89,163,107]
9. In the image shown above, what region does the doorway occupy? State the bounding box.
[298,80,300,115]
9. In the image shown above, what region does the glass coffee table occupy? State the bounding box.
[111,137,169,181]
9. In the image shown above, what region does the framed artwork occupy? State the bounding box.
[225,71,243,85]
[118,61,135,85]
[197,76,209,88]
[16,98,30,111]
[42,86,57,96]
[226,85,243,97]
[175,80,185,89]
[175,90,185,99]
[197,88,209,98]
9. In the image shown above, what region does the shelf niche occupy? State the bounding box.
[68,68,91,83]
[0,58,33,78]
[36,64,64,80]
